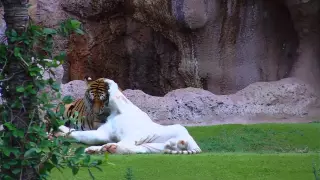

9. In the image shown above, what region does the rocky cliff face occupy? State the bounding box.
[28,0,320,97]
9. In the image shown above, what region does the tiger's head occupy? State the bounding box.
[83,76,110,119]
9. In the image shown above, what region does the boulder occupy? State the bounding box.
[57,77,319,125]
[41,60,64,84]
[123,78,318,125]
[61,80,87,101]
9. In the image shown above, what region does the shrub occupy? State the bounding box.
[0,19,105,180]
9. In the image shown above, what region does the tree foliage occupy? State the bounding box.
[0,19,106,180]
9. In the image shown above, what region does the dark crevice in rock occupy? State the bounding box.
[285,0,320,93]
[261,1,299,80]
[127,25,185,96]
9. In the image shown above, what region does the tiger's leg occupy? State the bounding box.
[87,136,191,154]
[96,138,192,154]
[58,125,111,145]
[132,125,201,154]
[85,142,167,154]
[90,124,201,154]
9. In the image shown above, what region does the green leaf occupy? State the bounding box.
[11,30,17,37]
[24,148,37,157]
[75,28,84,35]
[44,162,55,172]
[51,82,61,91]
[29,65,42,71]
[29,142,37,147]
[29,89,37,94]
[39,140,50,148]
[58,104,66,116]
[72,166,79,175]
[10,148,20,158]
[62,96,74,104]
[35,148,42,153]
[83,154,91,165]
[75,147,85,156]
[13,47,21,57]
[51,154,58,165]
[3,122,15,131]
[43,28,57,35]
[7,160,18,165]
[0,44,7,55]
[3,163,10,169]
[62,141,71,146]
[54,51,66,62]
[29,71,37,76]
[12,129,24,138]
[3,148,11,157]
[25,84,34,90]
[40,162,55,174]
[70,20,81,29]
[44,103,55,109]
[16,86,25,92]
[11,168,21,175]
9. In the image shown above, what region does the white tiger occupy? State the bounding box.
[57,78,202,155]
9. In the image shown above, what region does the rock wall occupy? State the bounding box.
[285,0,320,95]
[24,0,320,97]
[196,0,299,94]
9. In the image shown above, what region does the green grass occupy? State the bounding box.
[51,153,319,180]
[50,123,320,180]
[189,123,320,153]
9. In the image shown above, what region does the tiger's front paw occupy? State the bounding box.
[58,125,71,133]
[58,125,76,137]
[47,131,65,140]
[85,146,103,154]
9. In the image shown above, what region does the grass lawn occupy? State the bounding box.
[189,123,320,153]
[50,123,320,180]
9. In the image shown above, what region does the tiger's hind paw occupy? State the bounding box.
[101,143,118,154]
[177,140,188,150]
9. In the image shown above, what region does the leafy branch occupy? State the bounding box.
[0,19,104,180]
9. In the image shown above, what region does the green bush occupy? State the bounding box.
[0,19,105,180]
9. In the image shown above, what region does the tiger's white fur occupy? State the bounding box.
[57,78,202,155]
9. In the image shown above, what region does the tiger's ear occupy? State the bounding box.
[84,75,94,86]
